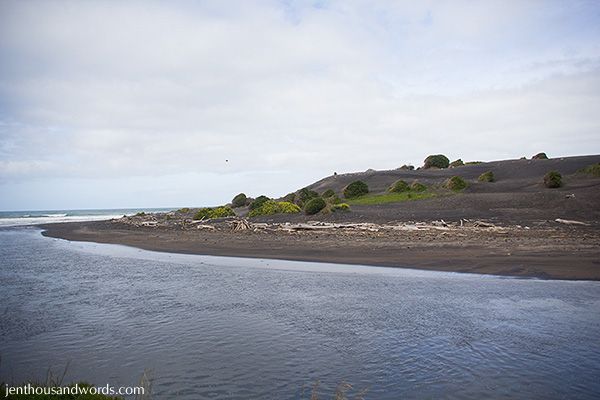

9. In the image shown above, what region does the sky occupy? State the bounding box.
[1,0,600,210]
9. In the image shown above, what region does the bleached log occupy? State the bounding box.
[555,218,589,226]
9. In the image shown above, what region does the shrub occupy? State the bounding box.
[248,200,301,217]
[398,164,415,170]
[465,161,483,165]
[193,206,235,220]
[249,195,270,211]
[578,163,600,177]
[532,152,548,160]
[298,187,319,203]
[135,212,146,217]
[332,203,350,212]
[449,159,464,168]
[343,180,369,198]
[388,180,410,193]
[478,171,495,182]
[423,154,450,169]
[322,189,336,198]
[231,193,247,208]
[325,194,342,205]
[304,197,326,215]
[281,192,296,203]
[445,176,468,191]
[177,207,190,213]
[410,181,427,192]
[544,171,562,188]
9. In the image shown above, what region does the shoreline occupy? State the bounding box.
[40,219,600,281]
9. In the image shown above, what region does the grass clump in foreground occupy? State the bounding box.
[544,171,562,188]
[193,206,236,220]
[478,171,495,182]
[578,163,600,177]
[445,176,468,191]
[248,200,301,217]
[347,191,435,205]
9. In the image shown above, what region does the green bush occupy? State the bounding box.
[325,194,342,204]
[445,176,468,191]
[298,187,319,202]
[231,193,247,208]
[398,164,414,170]
[177,207,190,213]
[388,180,410,193]
[248,200,301,217]
[478,171,495,182]
[304,197,326,215]
[410,181,427,192]
[193,206,235,220]
[249,195,270,211]
[423,154,450,169]
[343,180,369,198]
[578,163,600,177]
[532,152,549,159]
[134,212,146,217]
[281,192,296,203]
[544,171,562,188]
[331,203,350,212]
[322,189,336,198]
[449,159,464,168]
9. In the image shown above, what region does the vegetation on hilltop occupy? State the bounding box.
[231,193,248,208]
[423,154,450,169]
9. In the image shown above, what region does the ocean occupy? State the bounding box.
[0,208,175,227]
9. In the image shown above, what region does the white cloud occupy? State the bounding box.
[0,0,599,208]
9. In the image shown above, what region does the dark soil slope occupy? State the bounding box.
[296,155,600,225]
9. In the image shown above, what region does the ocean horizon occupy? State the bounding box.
[0,208,176,227]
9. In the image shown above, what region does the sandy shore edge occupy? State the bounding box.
[38,220,600,281]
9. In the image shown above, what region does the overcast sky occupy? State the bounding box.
[1,0,599,210]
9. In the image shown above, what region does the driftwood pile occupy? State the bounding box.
[114,213,592,233]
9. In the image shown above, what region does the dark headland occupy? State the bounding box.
[42,155,600,280]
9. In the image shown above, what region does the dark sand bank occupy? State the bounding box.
[41,155,600,280]
[42,220,600,280]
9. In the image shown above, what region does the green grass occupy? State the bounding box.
[578,163,600,177]
[347,191,436,205]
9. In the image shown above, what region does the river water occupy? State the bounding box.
[1,227,599,399]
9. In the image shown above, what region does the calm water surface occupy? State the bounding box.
[1,227,599,399]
